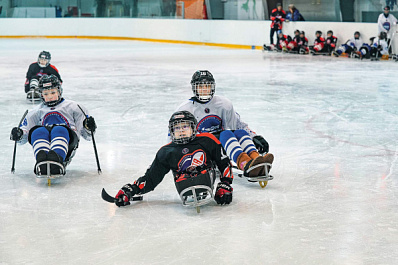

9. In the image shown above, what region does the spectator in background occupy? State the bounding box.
[386,0,397,11]
[286,4,304,21]
[378,5,397,52]
[269,3,286,45]
[378,6,397,40]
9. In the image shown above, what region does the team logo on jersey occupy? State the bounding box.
[182,148,189,154]
[42,111,69,127]
[383,22,391,31]
[22,118,28,126]
[178,150,206,173]
[197,115,223,134]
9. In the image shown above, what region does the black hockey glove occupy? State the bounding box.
[214,180,233,205]
[115,184,138,207]
[10,127,23,141]
[83,116,97,133]
[253,135,269,154]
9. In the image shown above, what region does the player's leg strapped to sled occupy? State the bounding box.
[29,125,79,177]
[219,129,274,184]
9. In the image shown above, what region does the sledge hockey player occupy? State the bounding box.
[25,51,62,102]
[269,3,286,46]
[370,31,389,59]
[278,31,292,52]
[265,31,291,51]
[286,29,301,52]
[310,31,325,54]
[10,74,96,176]
[297,31,309,54]
[174,70,274,181]
[114,111,234,208]
[324,30,338,54]
[333,31,363,57]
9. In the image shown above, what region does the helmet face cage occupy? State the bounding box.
[190,70,215,103]
[37,51,51,68]
[192,82,216,102]
[169,119,197,144]
[39,75,62,107]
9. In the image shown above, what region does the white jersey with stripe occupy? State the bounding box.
[175,95,256,138]
[19,99,91,144]
[372,37,389,55]
[378,13,398,39]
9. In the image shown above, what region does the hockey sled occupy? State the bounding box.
[175,169,216,213]
[35,161,65,186]
[311,51,331,56]
[180,185,213,213]
[233,161,273,188]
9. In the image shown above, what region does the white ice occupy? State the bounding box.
[0,39,398,264]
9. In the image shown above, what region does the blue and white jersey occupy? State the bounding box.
[378,13,397,39]
[174,95,256,138]
[19,99,91,144]
[348,37,363,49]
[372,37,389,55]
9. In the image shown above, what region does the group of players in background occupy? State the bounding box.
[264,4,398,61]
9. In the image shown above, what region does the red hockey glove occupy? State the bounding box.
[214,180,233,205]
[115,184,137,207]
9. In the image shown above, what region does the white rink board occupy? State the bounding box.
[0,18,397,53]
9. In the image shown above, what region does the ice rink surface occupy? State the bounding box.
[0,38,398,264]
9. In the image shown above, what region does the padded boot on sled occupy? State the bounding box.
[34,150,48,175]
[243,153,274,178]
[47,150,65,175]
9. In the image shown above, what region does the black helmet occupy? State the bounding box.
[327,30,333,35]
[354,31,360,39]
[37,51,51,68]
[316,30,322,36]
[380,31,387,40]
[190,70,215,103]
[169,111,197,144]
[300,31,305,36]
[38,74,63,106]
[294,29,300,35]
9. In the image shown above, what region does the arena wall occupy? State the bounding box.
[0,18,396,52]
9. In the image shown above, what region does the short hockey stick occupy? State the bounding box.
[101,188,143,203]
[77,105,101,174]
[11,110,29,173]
